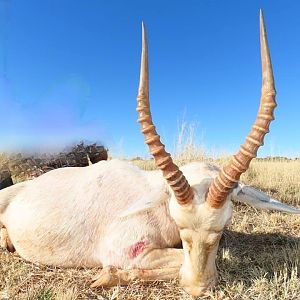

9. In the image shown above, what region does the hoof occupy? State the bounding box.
[91,266,120,288]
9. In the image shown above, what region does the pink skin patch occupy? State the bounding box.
[128,241,147,259]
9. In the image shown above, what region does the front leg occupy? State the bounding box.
[91,248,183,288]
[0,227,15,252]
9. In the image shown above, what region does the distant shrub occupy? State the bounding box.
[0,141,108,185]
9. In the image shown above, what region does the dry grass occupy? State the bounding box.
[1,157,300,299]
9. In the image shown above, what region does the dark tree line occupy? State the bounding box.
[0,142,108,189]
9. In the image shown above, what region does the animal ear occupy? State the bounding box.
[119,186,168,218]
[231,183,300,214]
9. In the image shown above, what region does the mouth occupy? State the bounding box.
[179,274,217,296]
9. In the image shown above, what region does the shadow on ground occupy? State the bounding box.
[217,230,299,287]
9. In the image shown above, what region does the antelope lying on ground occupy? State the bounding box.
[0,11,299,297]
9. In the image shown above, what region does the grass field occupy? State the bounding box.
[0,157,299,299]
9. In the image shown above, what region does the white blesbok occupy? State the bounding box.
[0,11,299,297]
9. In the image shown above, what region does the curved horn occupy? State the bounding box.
[206,10,277,208]
[136,23,194,205]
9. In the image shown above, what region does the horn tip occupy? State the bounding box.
[259,9,265,26]
[259,8,263,16]
[141,21,147,40]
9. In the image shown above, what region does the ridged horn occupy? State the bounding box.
[136,23,194,205]
[206,10,277,208]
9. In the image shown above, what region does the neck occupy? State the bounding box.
[150,195,181,248]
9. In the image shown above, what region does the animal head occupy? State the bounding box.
[136,10,299,296]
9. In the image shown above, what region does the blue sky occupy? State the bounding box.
[0,0,299,158]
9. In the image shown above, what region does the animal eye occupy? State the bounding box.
[179,229,192,239]
[179,230,193,249]
[207,232,222,246]
[182,238,193,253]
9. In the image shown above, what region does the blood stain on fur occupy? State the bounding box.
[128,241,146,258]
